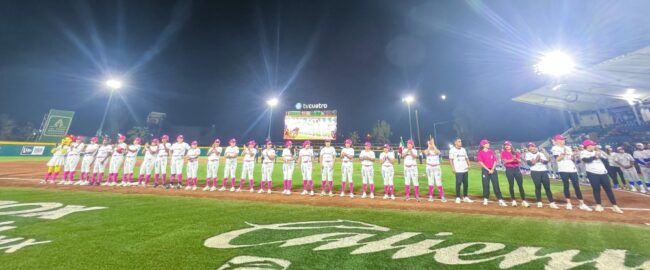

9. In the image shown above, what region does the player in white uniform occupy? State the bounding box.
[78,137,99,186]
[120,137,141,186]
[62,136,85,185]
[184,141,201,191]
[155,134,172,188]
[259,140,276,194]
[551,135,591,211]
[137,139,158,187]
[204,139,222,191]
[170,135,190,189]
[91,137,112,186]
[633,143,650,190]
[402,139,420,201]
[525,142,560,209]
[449,138,473,204]
[379,144,396,200]
[359,142,376,199]
[220,138,239,192]
[42,137,71,184]
[298,140,315,196]
[340,139,355,197]
[282,141,296,195]
[615,146,646,193]
[580,140,623,213]
[105,134,127,186]
[237,140,257,192]
[319,139,336,196]
[424,138,446,202]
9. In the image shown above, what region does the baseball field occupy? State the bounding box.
[1,156,650,269]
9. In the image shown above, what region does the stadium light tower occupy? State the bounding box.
[266,97,279,141]
[534,51,575,77]
[402,95,415,140]
[95,78,123,137]
[440,94,447,101]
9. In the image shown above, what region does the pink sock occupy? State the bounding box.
[438,186,445,198]
[212,178,218,187]
[302,180,307,190]
[328,181,333,193]
[239,179,244,189]
[145,175,151,184]
[260,181,266,190]
[138,175,144,184]
[308,180,314,191]
[362,184,367,194]
[231,178,236,188]
[349,182,354,194]
[44,172,51,181]
[53,172,59,180]
[249,179,254,189]
[179,175,184,185]
[414,186,420,199]
[163,174,167,185]
[267,181,272,191]
[370,184,375,194]
[91,173,96,183]
[154,174,160,185]
[341,182,346,193]
[321,180,326,192]
[98,173,104,184]
[222,178,227,187]
[405,185,411,198]
[428,185,434,197]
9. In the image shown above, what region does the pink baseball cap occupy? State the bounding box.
[553,134,565,141]
[134,137,142,143]
[265,140,272,145]
[76,135,84,141]
[285,140,293,147]
[177,135,184,140]
[214,138,221,144]
[383,144,390,148]
[479,139,489,146]
[229,138,237,144]
[303,140,311,146]
[503,140,512,146]
[407,139,414,145]
[118,134,126,141]
[364,142,372,147]
[527,142,536,147]
[152,138,160,144]
[344,138,352,145]
[161,134,169,140]
[191,140,198,145]
[582,139,596,147]
[90,137,98,142]
[248,140,256,146]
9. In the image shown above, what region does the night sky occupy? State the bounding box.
[2,0,650,145]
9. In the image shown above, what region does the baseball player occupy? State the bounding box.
[298,140,315,196]
[137,139,159,187]
[402,139,420,201]
[615,146,646,193]
[119,137,141,186]
[237,140,257,192]
[91,137,113,186]
[379,144,396,200]
[184,141,201,191]
[259,140,275,194]
[319,139,336,196]
[477,139,507,207]
[551,135,592,211]
[449,138,473,204]
[580,140,623,213]
[42,137,71,184]
[633,143,650,190]
[501,141,529,207]
[170,135,190,189]
[359,142,376,199]
[78,137,99,186]
[525,142,560,209]
[204,139,222,191]
[61,135,85,185]
[219,138,239,192]
[605,146,627,189]
[340,139,355,197]
[154,134,172,188]
[105,134,127,186]
[281,141,296,195]
[424,138,446,202]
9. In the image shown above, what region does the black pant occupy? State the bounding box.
[559,172,583,200]
[505,167,525,200]
[531,171,554,203]
[586,172,617,205]
[481,168,503,199]
[455,172,468,198]
[608,167,626,185]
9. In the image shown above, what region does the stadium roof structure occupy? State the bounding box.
[514,45,650,112]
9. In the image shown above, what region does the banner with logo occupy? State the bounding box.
[38,109,75,142]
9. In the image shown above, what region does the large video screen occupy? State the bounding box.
[283,110,337,141]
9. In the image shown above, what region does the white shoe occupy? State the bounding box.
[566,203,573,210]
[641,187,648,194]
[328,192,333,197]
[210,186,216,192]
[267,189,272,194]
[64,181,71,185]
[428,196,434,202]
[286,190,291,195]
[192,186,197,191]
[537,202,543,208]
[301,190,308,195]
[235,188,242,192]
[57,181,65,185]
[229,187,235,192]
[549,202,560,209]
[101,182,108,186]
[350,193,354,198]
[455,197,461,204]
[482,199,488,206]
[309,190,314,196]
[511,200,517,207]
[383,194,389,200]
[390,195,395,200]
[630,186,638,192]
[203,186,210,191]
[370,193,374,199]
[463,197,474,203]
[579,203,592,212]
[258,189,264,194]
[595,205,604,212]
[185,186,191,191]
[320,191,326,196]
[249,188,254,193]
[218,186,226,191]
[109,182,116,187]
[612,205,624,214]
[361,193,367,199]
[440,197,447,203]
[39,180,46,184]
[340,192,345,197]
[498,200,507,207]
[522,201,530,208]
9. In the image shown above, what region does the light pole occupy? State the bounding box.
[96,79,123,137]
[402,95,414,140]
[266,97,279,141]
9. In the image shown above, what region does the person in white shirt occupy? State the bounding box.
[62,135,85,185]
[402,139,420,201]
[359,142,376,199]
[633,143,650,190]
[120,137,141,186]
[238,140,258,193]
[184,141,201,191]
[424,138,446,202]
[580,140,623,214]
[449,138,472,204]
[379,144,396,200]
[155,134,172,187]
[319,139,336,196]
[525,142,559,209]
[550,134,590,211]
[138,139,159,187]
[298,140,315,196]
[605,146,626,189]
[43,137,71,184]
[219,138,240,192]
[106,134,127,186]
[281,141,296,195]
[169,135,190,189]
[340,139,355,197]
[79,137,99,186]
[204,139,222,191]
[259,140,276,194]
[614,146,646,193]
[92,137,113,186]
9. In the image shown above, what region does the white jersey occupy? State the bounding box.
[83,143,99,156]
[613,152,635,168]
[112,143,127,157]
[96,145,113,159]
[158,142,172,157]
[525,151,548,171]
[448,147,468,172]
[580,150,607,174]
[299,148,314,164]
[207,146,223,161]
[402,148,418,167]
[340,147,354,164]
[379,151,394,167]
[144,145,158,159]
[320,146,336,163]
[242,148,257,162]
[171,142,190,157]
[425,149,441,167]
[224,146,239,159]
[633,149,650,166]
[126,144,141,158]
[262,148,275,163]
[359,150,375,166]
[282,148,295,164]
[67,142,85,156]
[186,148,201,161]
[551,145,578,173]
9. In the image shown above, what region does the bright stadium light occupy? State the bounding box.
[402,95,415,104]
[623,88,636,105]
[266,97,279,107]
[266,97,279,140]
[105,79,123,90]
[440,94,447,100]
[402,95,415,139]
[534,51,575,76]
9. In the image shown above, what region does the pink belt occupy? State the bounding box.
[427,163,439,167]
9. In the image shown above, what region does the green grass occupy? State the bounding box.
[0,187,648,269]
